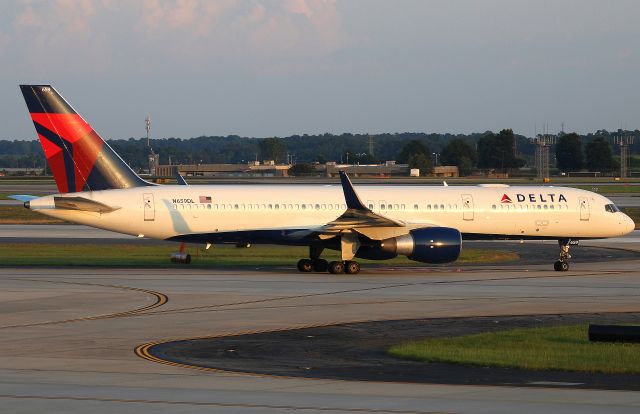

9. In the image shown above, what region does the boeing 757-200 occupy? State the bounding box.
[11,85,635,274]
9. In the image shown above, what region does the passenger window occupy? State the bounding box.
[394,204,399,210]
[492,205,496,210]
[550,205,554,210]
[207,204,211,210]
[387,204,393,210]
[268,204,273,209]
[322,204,326,210]
[315,204,320,210]
[544,205,548,210]
[434,204,438,210]
[427,204,432,210]
[440,204,445,210]
[172,204,177,210]
[537,205,541,210]
[380,204,386,210]
[414,204,419,210]
[289,204,293,210]
[274,204,279,210]
[369,204,374,209]
[301,204,306,210]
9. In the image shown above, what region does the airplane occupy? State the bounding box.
[12,85,635,274]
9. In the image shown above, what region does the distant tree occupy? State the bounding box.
[407,153,432,176]
[259,138,287,163]
[585,136,615,171]
[555,133,583,171]
[477,129,524,171]
[397,140,430,163]
[440,138,477,176]
[288,163,317,176]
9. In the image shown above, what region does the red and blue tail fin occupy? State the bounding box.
[20,85,150,193]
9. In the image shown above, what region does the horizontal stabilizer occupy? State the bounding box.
[8,194,39,202]
[54,196,120,213]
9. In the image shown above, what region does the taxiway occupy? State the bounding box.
[1,254,640,413]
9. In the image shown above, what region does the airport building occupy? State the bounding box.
[155,161,454,178]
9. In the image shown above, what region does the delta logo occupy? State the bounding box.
[500,193,568,203]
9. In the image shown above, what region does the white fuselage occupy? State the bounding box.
[29,184,635,243]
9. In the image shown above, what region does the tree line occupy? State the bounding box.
[0,129,636,176]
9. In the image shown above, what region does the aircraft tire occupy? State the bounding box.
[554,260,569,272]
[297,258,314,272]
[313,259,329,272]
[345,261,360,274]
[328,261,345,274]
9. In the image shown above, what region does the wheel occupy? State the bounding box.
[297,258,313,272]
[554,260,569,272]
[345,260,360,274]
[554,260,562,271]
[328,261,345,274]
[313,259,329,272]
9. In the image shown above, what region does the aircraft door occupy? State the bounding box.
[579,196,590,221]
[143,193,155,221]
[461,194,474,221]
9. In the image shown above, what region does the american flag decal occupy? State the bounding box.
[199,195,212,203]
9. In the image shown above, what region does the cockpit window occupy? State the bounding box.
[604,204,620,213]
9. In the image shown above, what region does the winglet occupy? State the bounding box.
[339,171,368,211]
[175,172,189,186]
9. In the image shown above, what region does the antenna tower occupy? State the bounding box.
[532,124,555,180]
[615,130,634,178]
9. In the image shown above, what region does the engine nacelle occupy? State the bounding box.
[356,227,462,264]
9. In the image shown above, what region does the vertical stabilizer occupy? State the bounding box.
[20,85,150,193]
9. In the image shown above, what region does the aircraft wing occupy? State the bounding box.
[315,171,405,235]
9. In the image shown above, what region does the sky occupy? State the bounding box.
[1,0,640,141]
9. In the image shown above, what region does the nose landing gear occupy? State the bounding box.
[554,239,572,271]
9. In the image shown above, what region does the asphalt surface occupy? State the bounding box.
[1,237,640,412]
[151,313,640,390]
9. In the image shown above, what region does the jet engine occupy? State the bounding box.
[356,227,462,264]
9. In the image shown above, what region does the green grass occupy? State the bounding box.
[388,324,640,374]
[0,243,518,267]
[570,185,640,194]
[0,206,65,224]
[621,207,640,228]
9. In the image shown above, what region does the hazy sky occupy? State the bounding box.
[2,0,639,141]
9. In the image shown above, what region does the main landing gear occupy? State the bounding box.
[296,246,361,274]
[553,239,571,272]
[297,259,361,274]
[298,259,360,275]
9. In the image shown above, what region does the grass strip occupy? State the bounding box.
[570,185,640,194]
[0,243,517,267]
[0,206,66,224]
[621,207,640,228]
[388,324,640,374]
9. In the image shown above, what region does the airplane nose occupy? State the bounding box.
[624,214,635,234]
